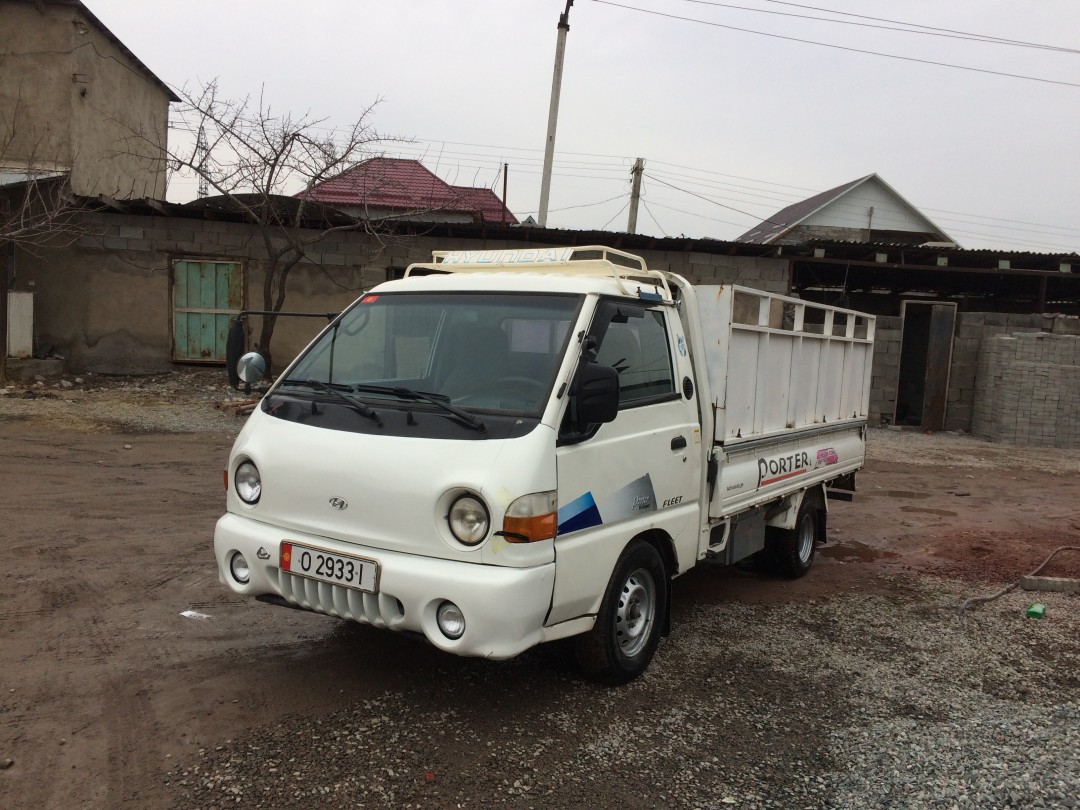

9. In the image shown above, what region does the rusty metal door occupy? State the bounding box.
[920,303,956,432]
[172,260,243,362]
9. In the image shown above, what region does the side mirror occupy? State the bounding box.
[575,363,619,425]
[236,351,268,386]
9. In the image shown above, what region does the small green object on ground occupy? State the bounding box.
[1026,603,1046,619]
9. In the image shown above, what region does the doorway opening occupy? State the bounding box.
[894,301,956,430]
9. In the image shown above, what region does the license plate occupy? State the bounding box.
[280,542,378,592]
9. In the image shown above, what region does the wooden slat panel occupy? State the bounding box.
[172,260,242,361]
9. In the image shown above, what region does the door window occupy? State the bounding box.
[593,304,676,407]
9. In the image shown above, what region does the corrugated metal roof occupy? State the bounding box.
[301,158,517,225]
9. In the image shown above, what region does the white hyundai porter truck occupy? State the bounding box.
[215,246,874,684]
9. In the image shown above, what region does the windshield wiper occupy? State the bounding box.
[281,379,382,426]
[353,384,486,433]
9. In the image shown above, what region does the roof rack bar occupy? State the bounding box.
[405,245,672,301]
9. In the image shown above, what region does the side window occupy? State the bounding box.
[595,307,675,406]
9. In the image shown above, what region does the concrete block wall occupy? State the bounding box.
[869,316,902,424]
[944,313,1047,431]
[12,213,789,372]
[972,332,1080,448]
[646,252,788,294]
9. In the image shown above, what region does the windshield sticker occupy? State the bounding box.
[359,295,379,304]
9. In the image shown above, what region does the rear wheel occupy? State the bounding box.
[575,540,668,685]
[769,497,819,578]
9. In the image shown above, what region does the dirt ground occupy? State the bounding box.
[1,374,1078,809]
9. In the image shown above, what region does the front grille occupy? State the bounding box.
[277,572,405,628]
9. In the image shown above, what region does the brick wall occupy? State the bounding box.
[972,332,1080,448]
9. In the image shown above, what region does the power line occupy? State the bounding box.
[601,201,631,230]
[754,0,1080,53]
[589,0,1080,88]
[671,0,1080,53]
[164,118,1080,249]
[520,193,630,216]
[645,199,753,229]
[644,172,780,226]
[641,199,669,236]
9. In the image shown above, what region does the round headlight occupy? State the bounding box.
[235,461,261,504]
[436,601,466,640]
[230,552,250,584]
[448,494,489,546]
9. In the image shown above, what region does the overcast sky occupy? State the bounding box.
[89,0,1080,254]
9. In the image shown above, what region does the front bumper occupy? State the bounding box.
[214,513,556,660]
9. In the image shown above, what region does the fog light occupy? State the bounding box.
[436,601,465,640]
[230,552,250,584]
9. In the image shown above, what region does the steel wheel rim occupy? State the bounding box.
[797,513,815,565]
[615,567,656,657]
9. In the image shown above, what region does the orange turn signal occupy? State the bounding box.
[502,512,558,543]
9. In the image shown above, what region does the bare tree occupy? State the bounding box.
[164,80,398,372]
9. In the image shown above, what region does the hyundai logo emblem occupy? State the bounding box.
[329,497,348,511]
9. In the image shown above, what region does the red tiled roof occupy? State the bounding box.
[300,157,517,225]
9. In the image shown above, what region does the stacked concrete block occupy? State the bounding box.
[667,252,788,294]
[943,313,987,431]
[868,316,902,424]
[973,332,1080,448]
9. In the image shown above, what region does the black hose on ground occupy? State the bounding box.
[957,545,1080,619]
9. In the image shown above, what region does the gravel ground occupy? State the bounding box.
[162,580,1078,810]
[3,368,1078,809]
[0,369,247,434]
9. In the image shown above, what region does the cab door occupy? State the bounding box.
[548,300,702,625]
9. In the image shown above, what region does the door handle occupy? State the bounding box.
[670,436,687,451]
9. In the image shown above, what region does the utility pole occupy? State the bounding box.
[627,158,644,234]
[502,162,508,224]
[538,0,573,228]
[196,124,209,199]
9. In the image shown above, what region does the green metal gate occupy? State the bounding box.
[172,260,243,362]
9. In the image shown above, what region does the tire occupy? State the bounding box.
[574,540,668,685]
[768,497,819,579]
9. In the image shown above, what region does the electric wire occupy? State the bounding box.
[670,0,1080,53]
[164,119,1080,250]
[754,0,1080,53]
[600,200,631,230]
[589,0,1080,88]
[641,199,669,236]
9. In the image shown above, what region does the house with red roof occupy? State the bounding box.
[299,157,517,226]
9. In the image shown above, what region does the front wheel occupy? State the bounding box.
[575,540,668,685]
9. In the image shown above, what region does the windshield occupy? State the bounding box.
[284,292,582,416]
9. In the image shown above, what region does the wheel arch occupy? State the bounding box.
[765,483,828,536]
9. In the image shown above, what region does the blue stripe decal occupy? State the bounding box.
[557,491,602,534]
[557,474,658,536]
